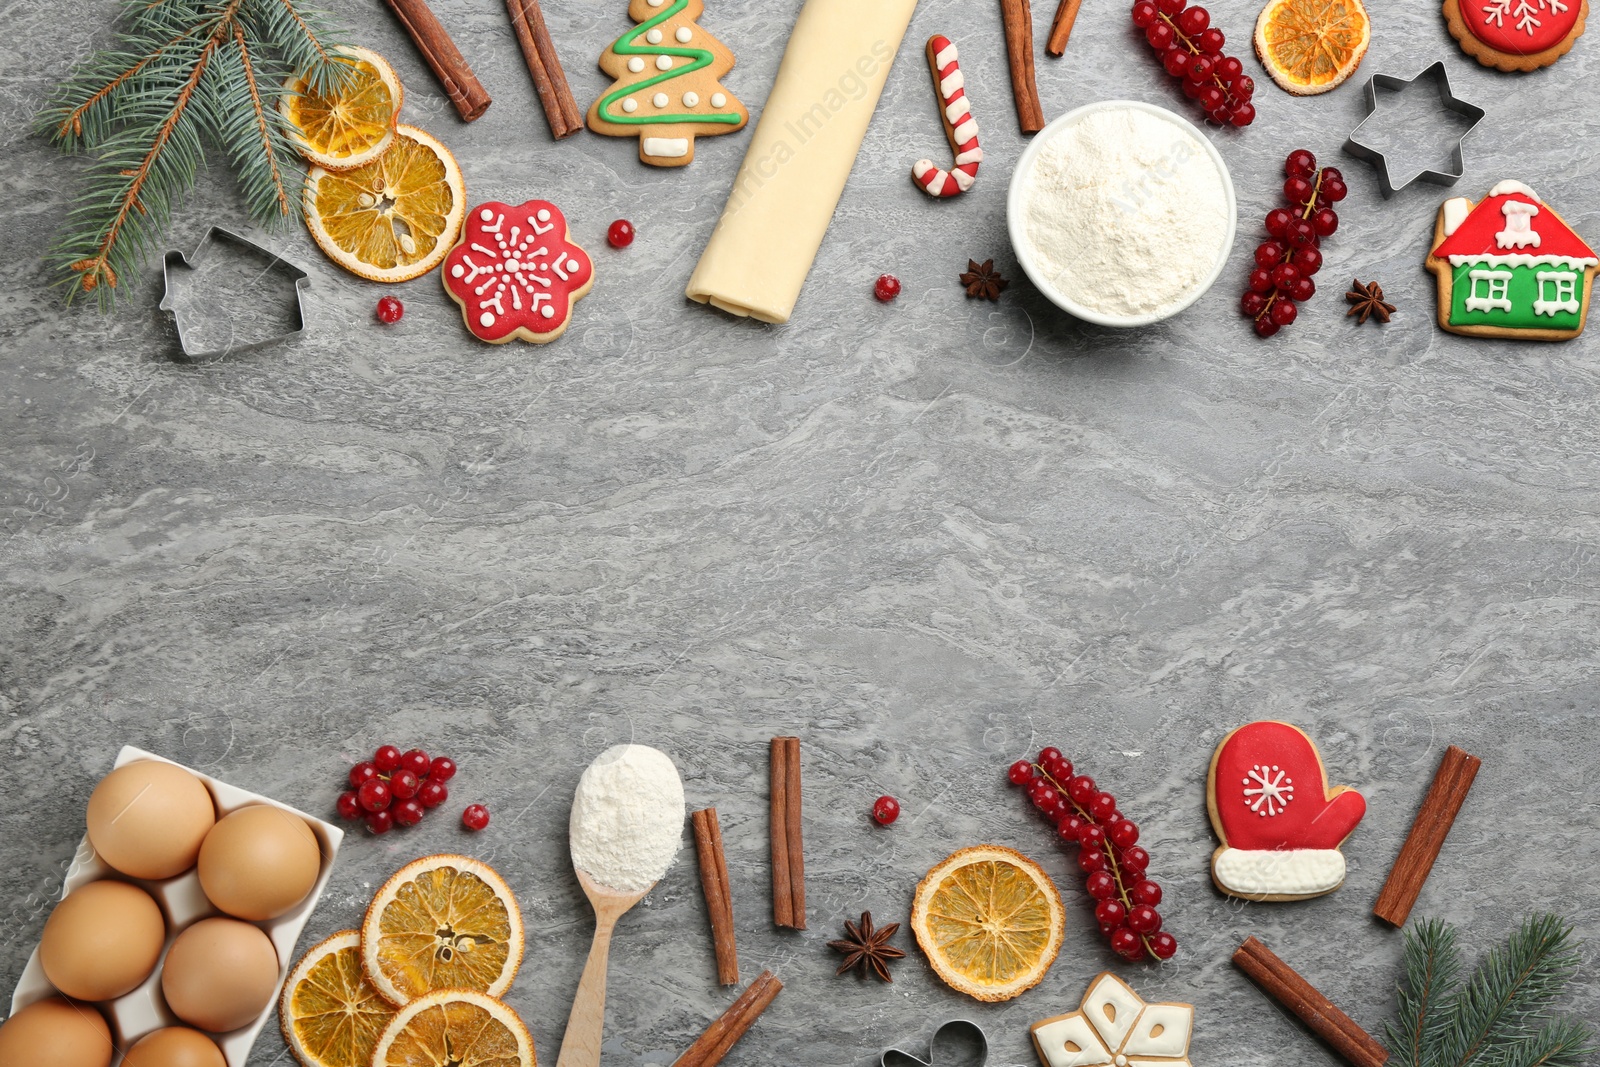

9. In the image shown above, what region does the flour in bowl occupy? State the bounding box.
[1016,106,1231,319]
[569,743,685,893]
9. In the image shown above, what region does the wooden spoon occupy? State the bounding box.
[555,868,655,1067]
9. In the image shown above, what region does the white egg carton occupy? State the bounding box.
[8,746,343,1066]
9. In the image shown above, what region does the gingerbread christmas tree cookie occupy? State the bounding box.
[1444,0,1588,70]
[588,0,747,167]
[1426,180,1598,341]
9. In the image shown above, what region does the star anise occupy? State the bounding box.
[960,258,1009,301]
[828,911,905,982]
[1346,278,1395,325]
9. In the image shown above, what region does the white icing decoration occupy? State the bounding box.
[935,43,958,67]
[537,208,552,222]
[1448,253,1598,269]
[628,57,645,72]
[1466,268,1515,313]
[1534,270,1581,315]
[646,0,664,5]
[1489,179,1541,199]
[642,136,690,157]
[1033,1015,1113,1067]
[940,70,965,97]
[1479,0,1567,37]
[451,264,464,278]
[652,92,669,107]
[1212,846,1347,895]
[676,26,692,41]
[540,305,555,318]
[683,91,700,107]
[656,54,673,70]
[710,92,726,107]
[1496,200,1542,249]
[1030,974,1193,1067]
[1241,763,1294,817]
[1126,1003,1193,1058]
[480,311,495,327]
[646,28,663,43]
[1083,976,1142,1049]
[479,207,494,222]
[1442,197,1471,237]
[622,98,638,113]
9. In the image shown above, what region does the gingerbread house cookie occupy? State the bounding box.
[1426,180,1598,341]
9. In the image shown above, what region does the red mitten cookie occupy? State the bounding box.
[443,200,594,344]
[1207,720,1366,901]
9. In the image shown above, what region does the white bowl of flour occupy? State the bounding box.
[1008,101,1236,328]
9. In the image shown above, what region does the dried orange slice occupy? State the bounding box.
[281,46,403,171]
[361,854,524,1006]
[280,930,396,1067]
[1254,0,1371,96]
[304,124,465,283]
[910,844,1064,1002]
[371,990,535,1067]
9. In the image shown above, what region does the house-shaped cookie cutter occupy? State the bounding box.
[1343,62,1486,198]
[159,227,310,359]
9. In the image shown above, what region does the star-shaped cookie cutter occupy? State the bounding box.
[1342,61,1486,198]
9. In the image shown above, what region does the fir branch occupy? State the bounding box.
[207,24,296,221]
[1478,1019,1597,1067]
[1387,919,1465,1067]
[1441,914,1583,1067]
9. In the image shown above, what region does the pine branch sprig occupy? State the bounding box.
[1387,918,1465,1067]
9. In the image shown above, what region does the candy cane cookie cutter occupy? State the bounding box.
[912,35,982,198]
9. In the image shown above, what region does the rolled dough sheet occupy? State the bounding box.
[685,0,918,323]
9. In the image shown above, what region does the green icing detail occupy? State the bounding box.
[596,0,741,127]
[1448,262,1585,332]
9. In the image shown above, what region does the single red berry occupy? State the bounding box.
[1292,246,1322,274]
[1197,27,1225,52]
[1241,291,1267,317]
[349,761,379,788]
[373,745,403,772]
[1285,149,1317,178]
[1289,219,1318,247]
[1128,905,1163,934]
[1119,846,1151,873]
[390,769,420,800]
[429,756,458,782]
[873,274,901,302]
[1156,0,1186,13]
[375,296,404,324]
[418,779,449,809]
[1109,928,1143,956]
[1048,795,1073,822]
[1184,55,1214,83]
[1131,880,1163,906]
[399,749,430,776]
[1255,242,1285,268]
[1067,775,1097,804]
[1059,813,1086,840]
[1109,819,1140,848]
[1321,166,1343,183]
[1145,21,1175,48]
[1038,746,1063,765]
[1218,55,1243,79]
[1028,783,1055,810]
[1008,759,1035,785]
[1291,276,1316,303]
[1271,263,1301,290]
[462,804,491,831]
[1264,208,1294,237]
[1131,0,1159,26]
[393,798,425,827]
[607,219,635,248]
[1085,870,1118,899]
[1163,49,1190,76]
[1230,102,1257,126]
[1088,792,1117,821]
[1269,297,1299,326]
[1254,316,1281,338]
[336,791,363,820]
[1176,4,1208,31]
[365,809,394,834]
[872,795,901,825]
[1312,208,1340,236]
[1077,823,1106,849]
[1284,176,1314,205]
[1197,85,1225,111]
[358,778,392,813]
[1233,74,1256,99]
[1096,900,1128,929]
[1248,268,1274,294]
[1148,931,1179,959]
[1122,863,1146,886]
[1078,848,1109,873]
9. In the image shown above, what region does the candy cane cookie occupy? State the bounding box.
[912,35,982,198]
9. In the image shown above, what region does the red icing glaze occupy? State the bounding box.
[1434,186,1597,261]
[1211,721,1365,851]
[443,200,594,343]
[1464,0,1581,55]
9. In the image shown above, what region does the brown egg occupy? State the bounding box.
[87,760,216,879]
[122,1027,227,1067]
[39,880,166,1002]
[197,805,321,921]
[0,997,112,1067]
[161,917,279,1033]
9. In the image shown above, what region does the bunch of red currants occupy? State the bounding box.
[1241,149,1349,337]
[1009,748,1177,963]
[337,745,489,834]
[1131,0,1255,126]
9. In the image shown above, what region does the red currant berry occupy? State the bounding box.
[872,795,901,825]
[358,778,392,813]
[1163,49,1190,76]
[1312,208,1339,236]
[1077,823,1106,849]
[1292,246,1322,273]
[365,809,394,834]
[393,798,425,827]
[1198,27,1225,52]
[418,778,449,809]
[1038,746,1063,765]
[1128,904,1162,934]
[390,769,420,800]
[349,761,379,788]
[1321,166,1343,183]
[1289,219,1318,247]
[1205,106,1232,125]
[1060,814,1086,839]
[1284,176,1314,204]
[607,219,635,248]
[1253,315,1281,338]
[1322,179,1349,203]
[1119,846,1150,873]
[1047,757,1074,782]
[399,749,430,776]
[1085,870,1118,899]
[1149,931,1179,959]
[873,274,901,302]
[1255,242,1285,268]
[1146,21,1175,48]
[375,296,404,324]
[1248,268,1274,294]
[1122,864,1146,886]
[1088,792,1117,821]
[1067,775,1097,804]
[462,804,490,831]
[1109,928,1142,956]
[1181,78,1205,100]
[1177,5,1209,31]
[336,791,363,820]
[1241,291,1267,317]
[373,745,403,771]
[1131,0,1159,26]
[1008,759,1034,785]
[1230,102,1257,126]
[1131,880,1163,907]
[1285,149,1317,178]
[1197,85,1225,111]
[1096,900,1128,928]
[1185,54,1214,82]
[1048,795,1073,822]
[1270,298,1298,326]
[1218,55,1243,79]
[428,756,457,782]
[1233,74,1256,99]
[1108,819,1140,848]
[1270,263,1300,290]
[1029,783,1057,809]
[1264,208,1293,237]
[1156,0,1186,11]
[1079,848,1108,873]
[1290,276,1316,303]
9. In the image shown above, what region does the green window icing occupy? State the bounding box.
[596,0,743,127]
[1449,263,1584,332]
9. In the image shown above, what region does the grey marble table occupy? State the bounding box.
[2,0,1598,1063]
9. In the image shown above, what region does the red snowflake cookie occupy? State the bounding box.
[442,200,595,344]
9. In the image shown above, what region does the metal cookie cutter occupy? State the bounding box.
[159,227,310,359]
[1343,61,1486,198]
[882,1020,989,1067]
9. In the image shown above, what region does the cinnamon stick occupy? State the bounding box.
[1233,937,1389,1067]
[1373,745,1481,927]
[1046,0,1086,55]
[692,807,739,985]
[381,0,492,121]
[782,738,804,925]
[770,737,805,928]
[670,970,783,1067]
[999,0,1045,132]
[505,0,583,139]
